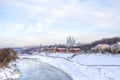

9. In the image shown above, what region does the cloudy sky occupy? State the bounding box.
[0,0,120,47]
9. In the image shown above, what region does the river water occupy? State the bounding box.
[17,59,73,80]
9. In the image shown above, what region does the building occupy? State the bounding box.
[69,48,80,53]
[66,36,76,47]
[111,42,120,53]
[56,48,67,53]
[91,44,110,53]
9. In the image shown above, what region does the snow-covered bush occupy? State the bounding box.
[0,48,18,67]
[0,48,21,80]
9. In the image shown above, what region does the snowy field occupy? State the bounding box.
[19,53,120,80]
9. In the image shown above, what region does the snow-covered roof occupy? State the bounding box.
[96,44,110,47]
[117,42,120,45]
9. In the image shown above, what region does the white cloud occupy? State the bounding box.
[0,23,24,36]
[1,0,116,28]
[1,0,120,29]
[0,0,120,47]
[26,22,47,35]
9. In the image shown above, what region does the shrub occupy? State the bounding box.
[0,48,18,67]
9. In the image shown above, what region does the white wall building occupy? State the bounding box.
[111,42,120,53]
[66,36,76,47]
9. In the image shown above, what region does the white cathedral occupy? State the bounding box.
[66,36,76,47]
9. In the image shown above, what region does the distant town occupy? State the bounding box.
[12,36,120,55]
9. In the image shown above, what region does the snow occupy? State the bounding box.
[1,52,119,80]
[39,52,120,65]
[39,52,73,58]
[117,42,120,45]
[17,59,72,80]
[71,53,120,65]
[19,53,120,80]
[0,61,21,80]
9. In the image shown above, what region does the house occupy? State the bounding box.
[91,44,110,53]
[56,48,67,53]
[69,48,80,53]
[111,42,120,53]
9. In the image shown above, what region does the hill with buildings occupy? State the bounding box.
[79,37,120,52]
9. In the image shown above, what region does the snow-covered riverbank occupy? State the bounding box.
[20,53,120,80]
[17,59,72,80]
[1,53,119,80]
[0,61,21,80]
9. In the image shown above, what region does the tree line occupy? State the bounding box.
[79,37,120,53]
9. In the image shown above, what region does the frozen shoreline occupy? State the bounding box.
[1,53,120,80]
[17,59,73,80]
[20,54,120,80]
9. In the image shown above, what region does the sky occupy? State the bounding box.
[0,0,120,48]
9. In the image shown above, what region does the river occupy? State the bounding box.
[17,59,73,80]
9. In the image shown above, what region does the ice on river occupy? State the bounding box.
[17,59,73,80]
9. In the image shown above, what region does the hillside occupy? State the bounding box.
[80,37,120,50]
